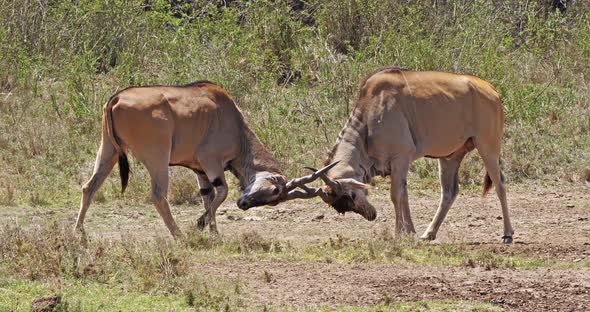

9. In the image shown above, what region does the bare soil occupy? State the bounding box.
[201,261,590,311]
[3,182,589,310]
[197,182,589,311]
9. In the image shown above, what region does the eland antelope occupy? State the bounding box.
[75,81,287,237]
[282,67,515,244]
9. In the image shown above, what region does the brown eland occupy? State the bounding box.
[281,67,515,244]
[75,81,287,238]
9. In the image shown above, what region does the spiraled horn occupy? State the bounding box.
[303,162,341,193]
[285,161,340,191]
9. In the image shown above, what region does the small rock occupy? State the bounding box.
[490,298,506,305]
[573,258,583,263]
[312,214,324,221]
[566,204,575,208]
[496,216,503,220]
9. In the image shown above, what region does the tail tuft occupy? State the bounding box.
[482,172,492,197]
[119,153,130,193]
[482,171,505,197]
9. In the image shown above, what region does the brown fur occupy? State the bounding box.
[317,68,514,242]
[358,66,405,93]
[103,97,128,192]
[76,81,285,237]
[324,108,365,166]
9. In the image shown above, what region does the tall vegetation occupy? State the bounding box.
[1,0,588,206]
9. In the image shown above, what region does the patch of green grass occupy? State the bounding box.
[180,225,588,270]
[0,278,502,312]
[0,279,196,312]
[185,229,588,270]
[1,277,255,311]
[291,235,549,269]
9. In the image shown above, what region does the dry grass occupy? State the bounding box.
[2,218,587,310]
[0,0,588,207]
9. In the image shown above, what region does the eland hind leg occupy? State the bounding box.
[75,140,118,232]
[475,140,514,244]
[143,155,182,238]
[421,147,469,241]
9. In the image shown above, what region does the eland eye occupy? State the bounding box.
[272,187,280,195]
[351,192,357,200]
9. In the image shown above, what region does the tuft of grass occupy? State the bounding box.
[0,184,16,206]
[237,230,289,255]
[263,270,274,283]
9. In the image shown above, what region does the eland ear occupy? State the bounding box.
[337,178,371,190]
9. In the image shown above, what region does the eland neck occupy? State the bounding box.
[324,110,373,183]
[230,125,283,189]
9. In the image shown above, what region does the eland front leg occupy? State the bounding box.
[196,158,228,234]
[390,157,415,235]
[195,171,215,230]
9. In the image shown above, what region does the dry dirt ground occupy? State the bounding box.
[3,182,589,311]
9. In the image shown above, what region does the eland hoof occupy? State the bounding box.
[73,226,85,234]
[197,215,207,231]
[420,233,436,241]
[73,228,88,247]
[501,235,513,244]
[209,224,219,235]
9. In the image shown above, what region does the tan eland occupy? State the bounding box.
[75,81,287,238]
[283,67,515,244]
